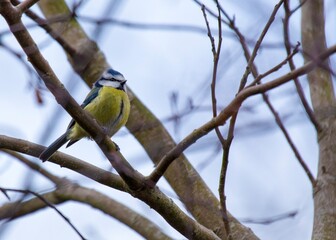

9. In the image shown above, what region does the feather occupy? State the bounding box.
[39,133,68,162]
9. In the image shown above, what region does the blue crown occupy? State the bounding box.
[107,68,124,78]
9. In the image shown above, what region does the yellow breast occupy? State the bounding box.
[68,86,130,141]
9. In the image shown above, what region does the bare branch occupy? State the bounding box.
[1,0,145,190]
[215,0,315,189]
[239,0,285,90]
[1,150,65,185]
[17,1,249,237]
[247,42,300,87]
[78,14,211,35]
[202,6,217,57]
[0,187,86,240]
[202,2,233,239]
[282,0,317,186]
[0,135,126,190]
[15,0,39,13]
[301,0,336,238]
[146,44,336,184]
[264,91,317,187]
[239,210,298,225]
[0,2,227,238]
[283,0,320,132]
[0,185,173,240]
[0,135,220,240]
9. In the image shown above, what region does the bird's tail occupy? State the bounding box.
[39,133,68,162]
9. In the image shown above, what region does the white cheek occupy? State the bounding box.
[99,80,120,88]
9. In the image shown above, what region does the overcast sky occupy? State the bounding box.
[1,0,335,239]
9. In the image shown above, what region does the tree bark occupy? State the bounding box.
[301,0,336,239]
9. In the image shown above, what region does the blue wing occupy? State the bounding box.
[66,86,101,130]
[81,86,100,108]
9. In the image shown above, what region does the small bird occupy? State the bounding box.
[39,68,130,161]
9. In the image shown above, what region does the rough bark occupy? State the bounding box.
[301,0,336,239]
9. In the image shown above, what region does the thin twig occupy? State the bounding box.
[0,150,174,240]
[0,134,220,240]
[202,2,231,238]
[263,91,317,184]
[78,14,212,35]
[145,43,336,185]
[247,42,301,88]
[11,0,77,57]
[15,0,39,13]
[238,0,285,90]
[2,1,145,190]
[282,0,317,186]
[1,150,66,185]
[214,2,282,238]
[283,0,320,132]
[202,5,217,58]
[0,187,87,240]
[193,0,229,25]
[217,0,315,189]
[0,186,174,240]
[291,0,309,14]
[240,210,298,225]
[0,40,41,87]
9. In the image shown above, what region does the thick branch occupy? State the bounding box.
[0,135,126,191]
[32,1,246,238]
[0,185,173,240]
[1,3,221,236]
[301,0,336,239]
[0,0,144,190]
[0,135,219,240]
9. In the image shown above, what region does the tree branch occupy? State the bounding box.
[32,1,251,238]
[214,0,316,188]
[147,44,336,184]
[15,0,39,13]
[1,150,65,185]
[247,42,300,87]
[238,0,285,90]
[0,0,145,190]
[0,135,220,240]
[301,0,336,239]
[0,135,126,190]
[283,0,320,132]
[0,187,86,240]
[201,2,231,239]
[0,184,173,240]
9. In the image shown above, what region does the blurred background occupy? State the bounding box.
[1,0,335,239]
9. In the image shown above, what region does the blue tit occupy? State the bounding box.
[39,68,131,162]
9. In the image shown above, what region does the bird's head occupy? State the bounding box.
[95,68,127,91]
